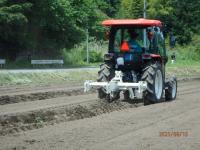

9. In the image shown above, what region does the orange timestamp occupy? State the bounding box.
[159,131,188,137]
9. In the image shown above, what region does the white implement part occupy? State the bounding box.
[84,71,147,99]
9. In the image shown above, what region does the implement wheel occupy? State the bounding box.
[165,77,177,101]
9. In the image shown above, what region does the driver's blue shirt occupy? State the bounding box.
[128,39,142,52]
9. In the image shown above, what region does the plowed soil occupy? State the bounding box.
[0,79,200,150]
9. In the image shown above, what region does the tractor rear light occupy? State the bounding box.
[142,54,151,59]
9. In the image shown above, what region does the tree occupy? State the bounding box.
[118,0,143,18]
[0,0,110,60]
[0,0,32,60]
[169,0,200,45]
[26,0,85,56]
[148,0,200,45]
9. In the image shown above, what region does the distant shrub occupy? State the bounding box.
[88,50,103,63]
[62,38,107,65]
[167,35,200,65]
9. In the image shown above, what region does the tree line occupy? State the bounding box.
[0,0,199,61]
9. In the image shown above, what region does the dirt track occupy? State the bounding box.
[0,79,200,150]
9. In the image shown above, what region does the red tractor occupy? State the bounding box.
[84,18,177,105]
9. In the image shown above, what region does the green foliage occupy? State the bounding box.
[0,2,32,24]
[118,0,143,18]
[0,70,98,86]
[148,0,200,45]
[148,0,173,22]
[62,38,105,65]
[190,35,200,54]
[1,0,200,64]
[0,1,32,60]
[167,35,200,66]
[169,0,200,45]
[62,47,86,65]
[27,0,85,54]
[89,50,103,63]
[0,0,110,61]
[95,0,120,18]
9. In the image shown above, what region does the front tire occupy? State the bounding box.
[141,63,164,105]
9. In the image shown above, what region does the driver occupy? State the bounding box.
[128,29,142,52]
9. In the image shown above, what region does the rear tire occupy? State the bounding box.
[97,63,119,102]
[141,63,164,105]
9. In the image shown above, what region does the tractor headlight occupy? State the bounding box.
[116,57,124,66]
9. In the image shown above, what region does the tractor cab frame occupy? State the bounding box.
[105,19,167,67]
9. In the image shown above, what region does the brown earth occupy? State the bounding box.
[0,79,200,150]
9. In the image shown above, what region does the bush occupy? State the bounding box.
[62,46,86,65]
[62,38,107,65]
[167,35,200,65]
[89,50,103,63]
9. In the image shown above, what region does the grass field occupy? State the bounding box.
[0,69,98,86]
[0,63,200,86]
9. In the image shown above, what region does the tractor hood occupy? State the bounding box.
[102,18,162,27]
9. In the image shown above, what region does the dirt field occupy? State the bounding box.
[0,79,200,150]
